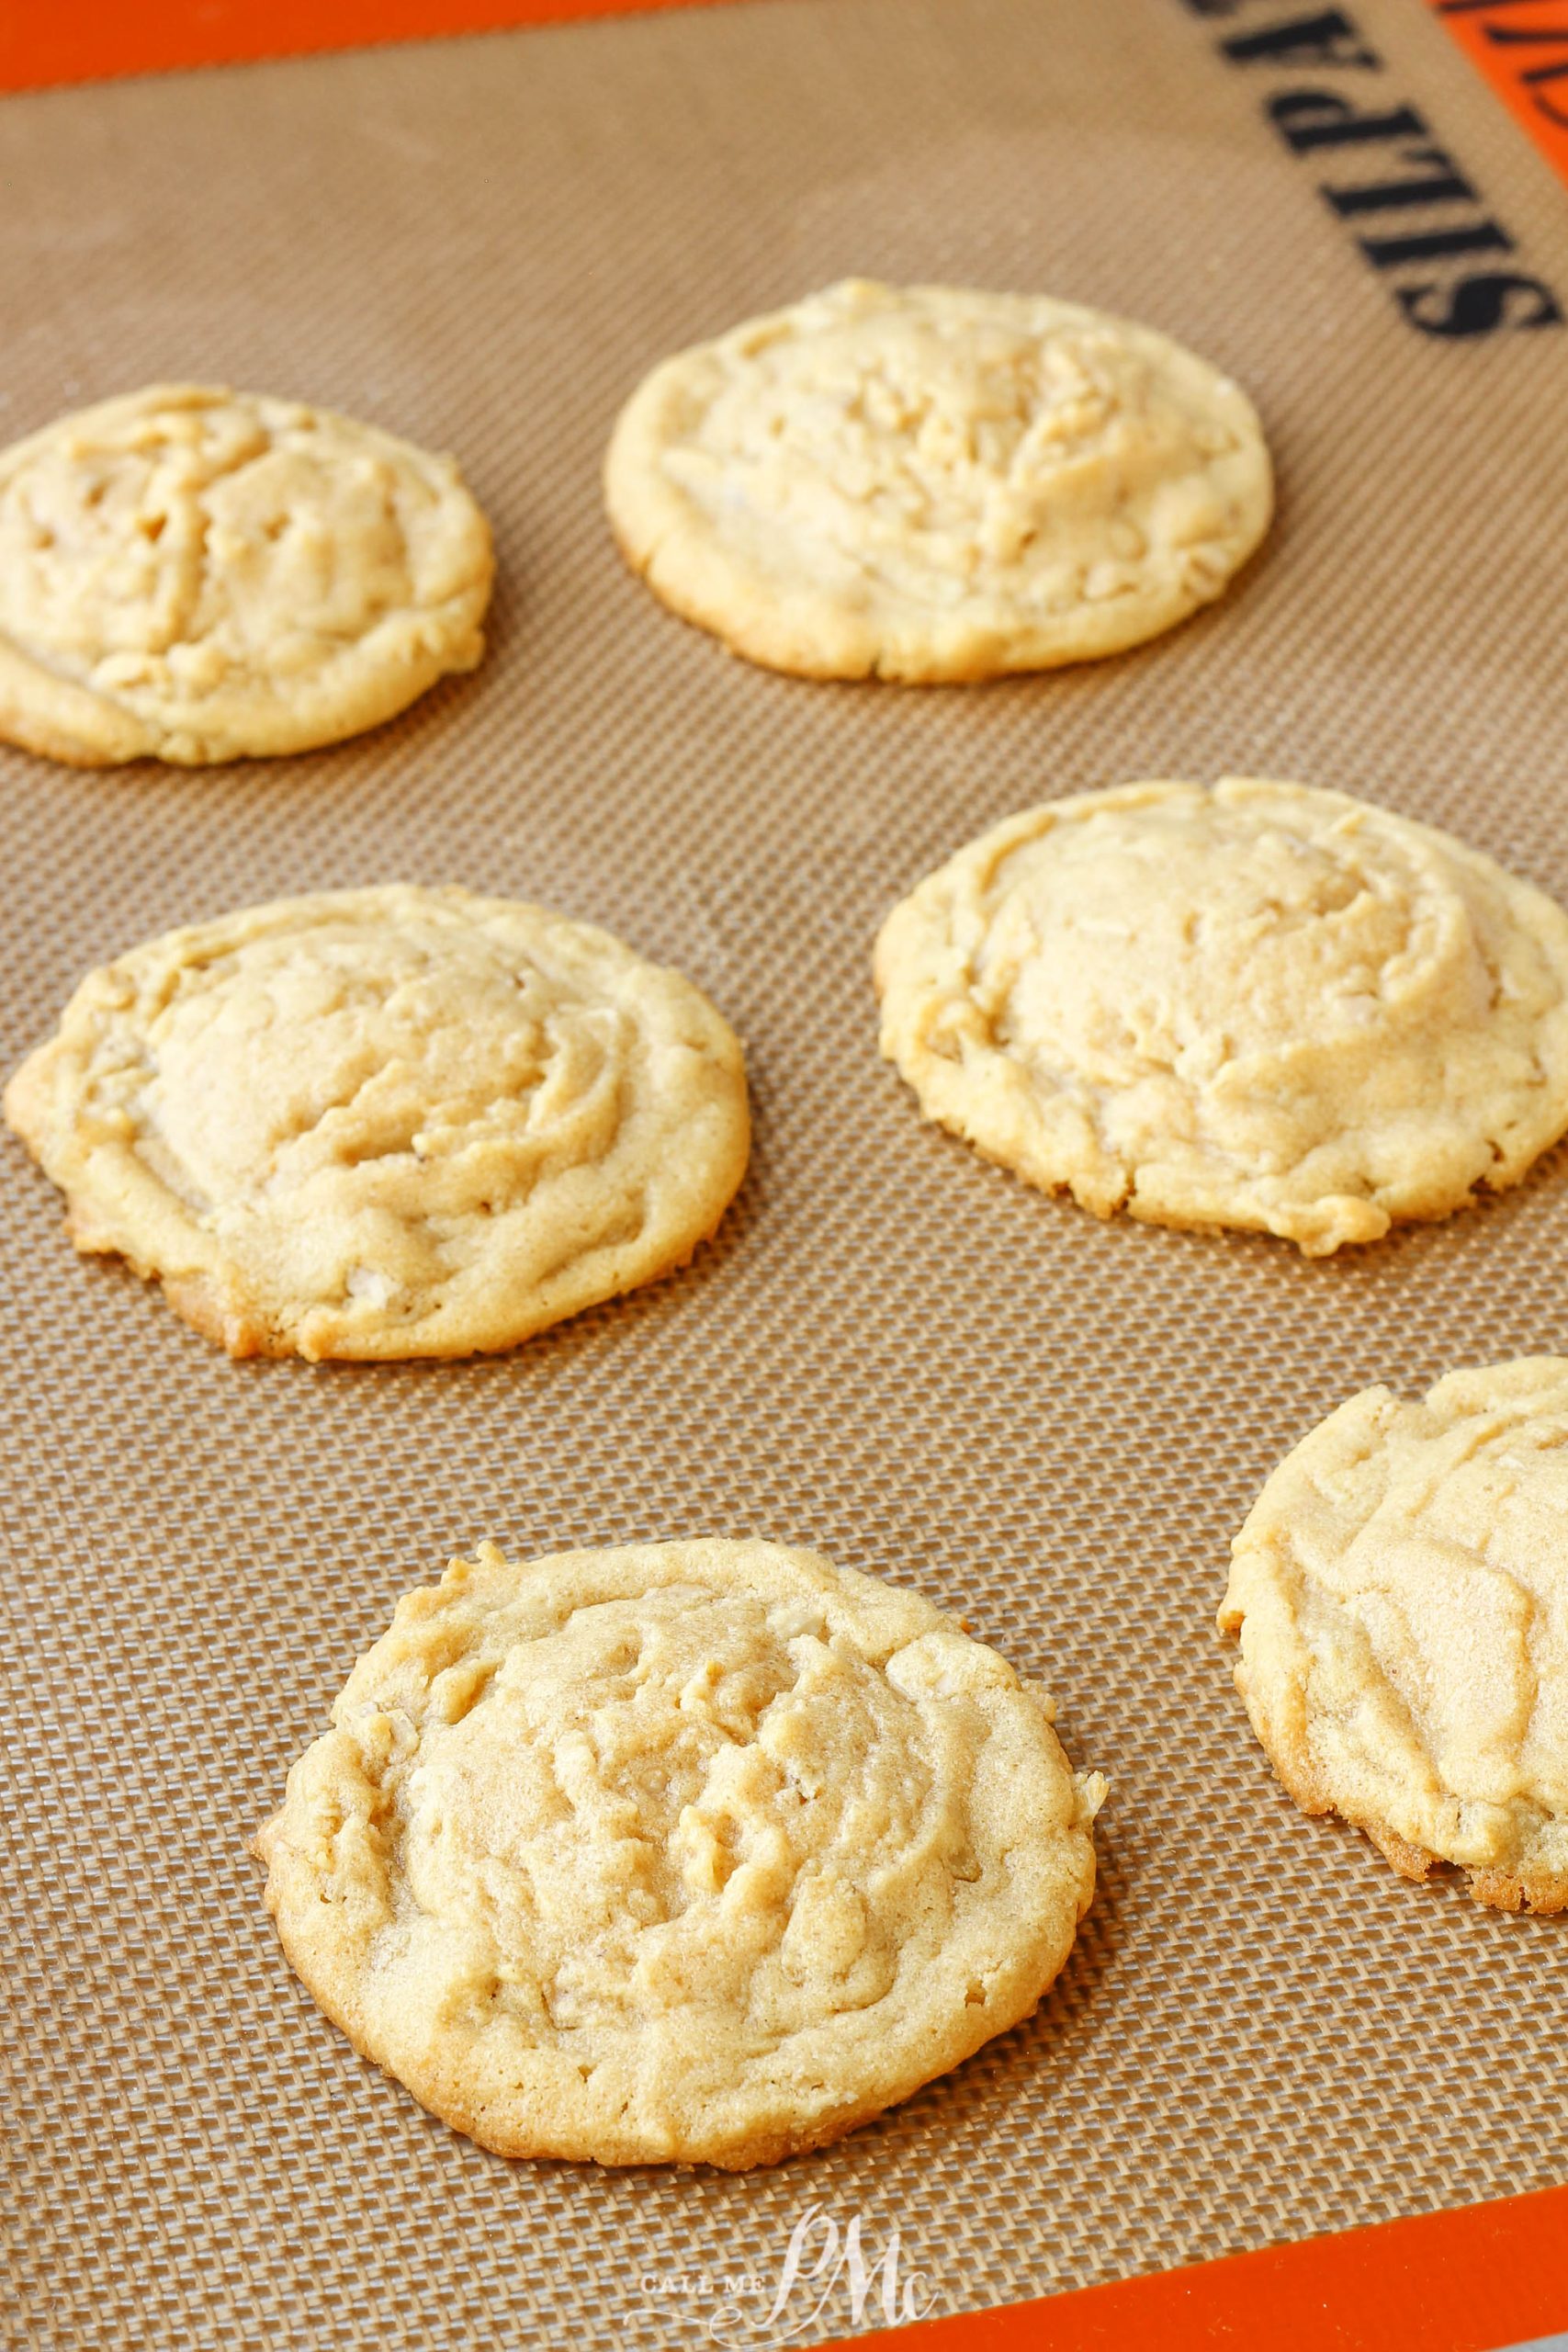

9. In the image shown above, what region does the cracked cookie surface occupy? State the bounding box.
[874,779,1568,1253]
[604,279,1271,681]
[0,385,492,764]
[255,1537,1103,2167]
[1221,1359,1568,1912]
[4,886,750,1359]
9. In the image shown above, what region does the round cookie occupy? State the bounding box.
[874,779,1568,1255]
[0,385,493,765]
[255,1537,1104,2168]
[4,887,749,1359]
[604,278,1271,682]
[1220,1361,1568,1913]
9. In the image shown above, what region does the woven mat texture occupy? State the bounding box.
[2,0,1566,2344]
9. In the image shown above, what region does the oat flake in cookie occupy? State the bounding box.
[0,385,493,764]
[874,780,1568,1254]
[255,1538,1104,2168]
[4,887,750,1359]
[1222,1361,1568,1912]
[604,279,1271,681]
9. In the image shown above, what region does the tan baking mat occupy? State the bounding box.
[3,1,1567,2344]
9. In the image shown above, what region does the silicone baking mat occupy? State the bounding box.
[2,2,1566,2346]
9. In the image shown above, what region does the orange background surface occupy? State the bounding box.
[0,6,1563,2350]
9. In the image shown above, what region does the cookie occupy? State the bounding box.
[4,886,749,1359]
[255,1537,1103,2168]
[604,278,1271,682]
[874,779,1568,1255]
[0,385,493,764]
[1220,1361,1568,1913]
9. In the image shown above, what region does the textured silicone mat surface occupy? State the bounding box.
[2,2,1566,2345]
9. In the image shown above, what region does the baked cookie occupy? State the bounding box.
[4,887,749,1359]
[1221,1361,1568,1913]
[604,278,1271,681]
[874,780,1568,1254]
[255,1537,1103,2167]
[0,385,493,764]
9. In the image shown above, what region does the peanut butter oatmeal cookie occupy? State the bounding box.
[1221,1360,1568,1911]
[874,780,1568,1253]
[604,280,1270,680]
[0,385,492,763]
[5,887,749,1357]
[256,1538,1104,2166]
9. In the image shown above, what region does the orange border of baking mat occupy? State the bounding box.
[848,2179,1568,2350]
[1425,0,1568,189]
[0,0,750,94]
[10,0,1563,196]
[3,7,1565,2351]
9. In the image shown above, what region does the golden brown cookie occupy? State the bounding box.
[256,1537,1104,2167]
[0,385,492,764]
[1221,1360,1568,1911]
[604,279,1270,681]
[5,887,749,1358]
[875,780,1568,1254]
